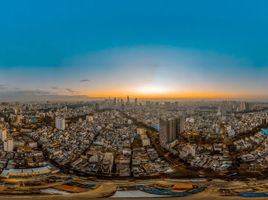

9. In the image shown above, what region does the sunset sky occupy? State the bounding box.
[1,0,268,100]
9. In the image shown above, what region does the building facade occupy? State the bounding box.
[55,117,66,130]
[159,118,183,147]
[4,138,14,152]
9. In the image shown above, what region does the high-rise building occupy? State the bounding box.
[159,118,182,147]
[145,101,151,106]
[127,96,130,104]
[180,115,185,133]
[14,108,18,115]
[134,98,138,105]
[101,152,114,175]
[16,115,22,124]
[95,103,99,111]
[55,117,66,130]
[0,129,7,141]
[4,138,14,152]
[240,102,250,112]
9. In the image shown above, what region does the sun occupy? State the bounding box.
[137,85,168,95]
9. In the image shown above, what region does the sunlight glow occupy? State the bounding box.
[137,85,168,94]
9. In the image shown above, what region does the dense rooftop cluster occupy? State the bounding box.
[0,100,268,178]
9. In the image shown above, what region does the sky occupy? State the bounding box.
[1,0,268,100]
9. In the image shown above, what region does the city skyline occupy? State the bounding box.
[1,0,268,100]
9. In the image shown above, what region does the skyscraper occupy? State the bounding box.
[159,118,182,147]
[55,117,66,130]
[127,96,130,104]
[240,102,250,112]
[134,98,138,105]
[180,115,185,133]
[262,118,267,125]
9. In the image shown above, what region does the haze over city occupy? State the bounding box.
[1,0,268,101]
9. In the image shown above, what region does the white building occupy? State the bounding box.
[4,138,14,152]
[227,126,236,138]
[142,138,151,147]
[0,129,7,141]
[86,115,94,122]
[137,128,151,146]
[55,117,65,130]
[101,152,114,175]
[137,128,146,135]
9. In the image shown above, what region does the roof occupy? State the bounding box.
[261,129,268,136]
[173,184,193,190]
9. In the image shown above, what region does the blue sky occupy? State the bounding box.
[0,0,268,99]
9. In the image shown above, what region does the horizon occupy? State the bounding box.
[1,0,268,100]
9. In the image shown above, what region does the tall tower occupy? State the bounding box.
[159,119,169,147]
[159,118,181,147]
[179,115,185,134]
[240,102,250,112]
[127,96,130,104]
[134,98,138,105]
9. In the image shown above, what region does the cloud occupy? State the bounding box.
[0,89,52,101]
[0,84,6,90]
[51,86,59,90]
[0,89,90,102]
[65,88,77,94]
[12,89,51,96]
[80,79,90,82]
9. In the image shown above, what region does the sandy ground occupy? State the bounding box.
[1,179,268,199]
[1,195,268,200]
[0,183,116,199]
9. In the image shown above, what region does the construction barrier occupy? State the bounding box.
[136,185,205,197]
[239,192,268,197]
